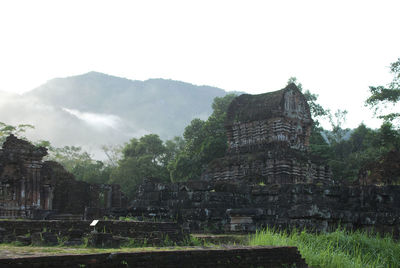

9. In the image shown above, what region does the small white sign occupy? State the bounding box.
[90,220,99,226]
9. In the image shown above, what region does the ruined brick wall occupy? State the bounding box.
[0,220,185,245]
[204,145,331,184]
[0,246,308,268]
[0,135,49,218]
[128,86,399,237]
[129,180,400,237]
[225,83,312,153]
[0,135,125,218]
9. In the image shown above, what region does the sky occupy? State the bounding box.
[0,0,399,129]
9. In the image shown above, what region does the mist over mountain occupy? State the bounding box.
[1,72,233,157]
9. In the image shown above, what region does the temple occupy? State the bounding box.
[0,134,125,219]
[128,85,400,235]
[203,83,332,184]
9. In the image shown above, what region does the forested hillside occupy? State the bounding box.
[25,72,229,139]
[0,72,233,156]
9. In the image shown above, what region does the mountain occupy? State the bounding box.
[1,72,233,157]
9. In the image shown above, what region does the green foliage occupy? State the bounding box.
[249,227,400,268]
[163,136,185,167]
[366,58,400,125]
[183,235,203,246]
[161,234,175,247]
[119,237,148,248]
[46,145,113,184]
[118,216,138,221]
[168,94,237,182]
[287,76,400,184]
[110,134,183,198]
[101,145,123,167]
[0,122,34,144]
[325,123,400,183]
[287,77,329,126]
[326,109,350,144]
[168,153,200,182]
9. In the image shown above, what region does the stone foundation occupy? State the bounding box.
[0,220,185,246]
[0,246,308,268]
[129,180,400,236]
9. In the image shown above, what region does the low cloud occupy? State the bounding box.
[62,108,123,130]
[0,92,148,159]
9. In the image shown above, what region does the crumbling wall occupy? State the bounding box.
[128,86,399,237]
[129,180,400,237]
[0,246,308,268]
[0,220,185,246]
[0,135,125,219]
[225,83,312,153]
[0,135,49,218]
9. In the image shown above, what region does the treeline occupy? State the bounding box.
[0,93,236,199]
[1,58,399,198]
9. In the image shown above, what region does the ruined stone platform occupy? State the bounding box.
[0,246,308,268]
[130,180,400,237]
[0,220,186,246]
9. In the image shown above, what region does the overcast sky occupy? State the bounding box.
[0,0,399,129]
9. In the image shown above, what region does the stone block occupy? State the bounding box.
[31,232,58,246]
[16,235,31,246]
[185,180,210,191]
[87,232,120,248]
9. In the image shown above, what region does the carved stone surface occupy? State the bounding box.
[203,84,332,184]
[226,83,312,152]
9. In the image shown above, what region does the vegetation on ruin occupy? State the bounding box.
[168,93,237,182]
[0,122,34,144]
[0,229,398,268]
[249,227,400,268]
[287,59,400,185]
[1,58,400,195]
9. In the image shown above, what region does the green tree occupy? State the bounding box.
[110,134,170,198]
[168,94,237,182]
[101,144,122,167]
[326,109,350,144]
[46,145,112,184]
[286,78,334,161]
[0,122,34,144]
[326,122,400,183]
[163,136,185,167]
[366,58,400,124]
[287,77,329,124]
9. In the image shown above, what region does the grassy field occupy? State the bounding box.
[249,227,400,268]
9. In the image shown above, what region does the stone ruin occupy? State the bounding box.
[0,134,126,219]
[129,84,400,236]
[0,245,308,267]
[0,134,188,249]
[203,83,331,184]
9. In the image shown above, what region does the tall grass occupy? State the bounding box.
[248,227,400,268]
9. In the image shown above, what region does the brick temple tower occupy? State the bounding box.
[203,84,332,184]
